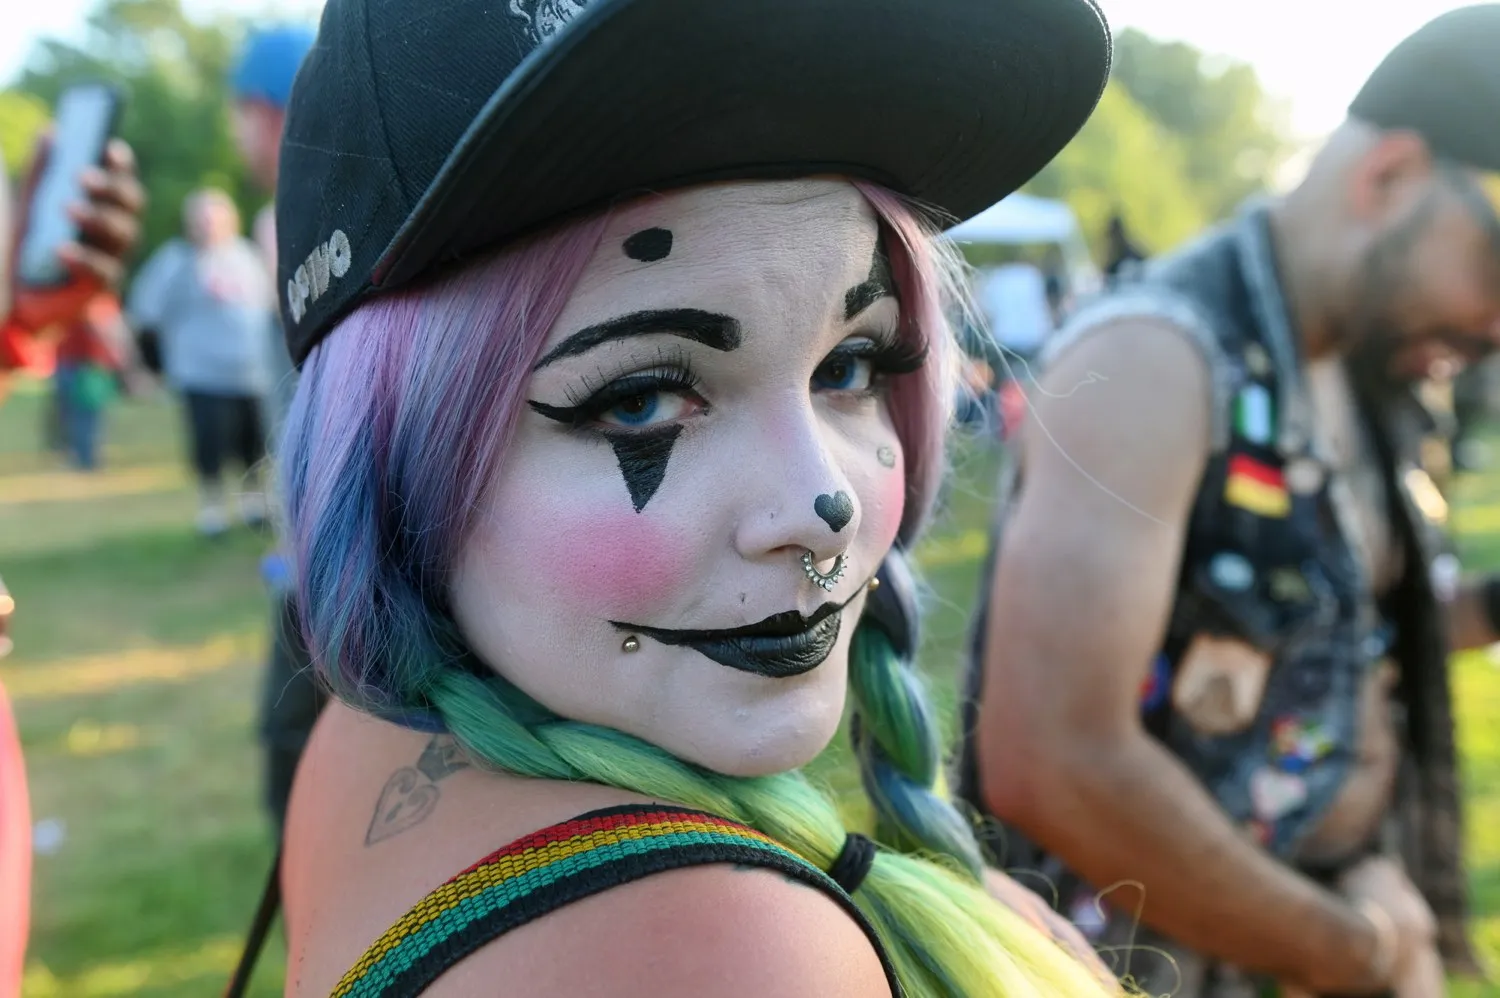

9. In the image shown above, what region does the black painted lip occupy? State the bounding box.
[611,591,861,679]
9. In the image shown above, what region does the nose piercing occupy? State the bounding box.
[802,551,848,592]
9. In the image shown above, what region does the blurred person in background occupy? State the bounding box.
[976,258,1056,373]
[1042,243,1072,325]
[1103,211,1144,284]
[961,7,1500,997]
[226,22,324,835]
[51,290,140,471]
[128,187,274,537]
[0,134,144,998]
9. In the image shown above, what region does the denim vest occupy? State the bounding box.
[957,202,1475,965]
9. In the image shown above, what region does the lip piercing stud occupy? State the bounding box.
[622,636,641,653]
[802,551,848,592]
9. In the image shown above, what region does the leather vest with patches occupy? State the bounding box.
[1133,230,1383,857]
[958,204,1471,946]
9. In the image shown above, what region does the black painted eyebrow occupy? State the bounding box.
[843,243,896,322]
[532,308,744,371]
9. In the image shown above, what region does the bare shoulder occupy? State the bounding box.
[425,863,893,998]
[1020,315,1216,522]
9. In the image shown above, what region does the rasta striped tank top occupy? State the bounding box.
[333,804,901,997]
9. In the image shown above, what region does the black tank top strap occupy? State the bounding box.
[330,804,901,997]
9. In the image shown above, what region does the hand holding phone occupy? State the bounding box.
[9,85,144,331]
[15,83,123,288]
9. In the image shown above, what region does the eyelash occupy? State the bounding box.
[822,334,928,384]
[528,331,926,435]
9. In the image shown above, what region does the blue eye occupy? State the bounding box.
[607,392,657,425]
[813,354,875,392]
[599,390,694,428]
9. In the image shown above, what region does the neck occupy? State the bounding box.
[1265,194,1349,363]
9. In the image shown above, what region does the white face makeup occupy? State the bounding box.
[449,179,915,776]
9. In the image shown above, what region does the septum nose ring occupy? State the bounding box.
[802,551,848,592]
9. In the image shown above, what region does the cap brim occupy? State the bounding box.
[375,0,1110,288]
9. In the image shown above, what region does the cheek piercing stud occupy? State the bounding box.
[802,551,848,592]
[622,636,641,654]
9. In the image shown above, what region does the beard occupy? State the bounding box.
[1343,191,1497,397]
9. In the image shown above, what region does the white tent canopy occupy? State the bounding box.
[945,192,1081,245]
[946,192,1102,299]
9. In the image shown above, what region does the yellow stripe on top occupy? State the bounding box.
[354,814,792,967]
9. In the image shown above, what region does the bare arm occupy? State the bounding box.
[975,321,1384,995]
[1445,580,1498,652]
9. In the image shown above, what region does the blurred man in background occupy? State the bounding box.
[962,7,1499,996]
[226,23,325,835]
[0,134,144,998]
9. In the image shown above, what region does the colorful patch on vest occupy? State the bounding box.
[1267,567,1312,603]
[1250,766,1307,822]
[1283,458,1326,496]
[1209,551,1256,592]
[1224,454,1290,518]
[1243,343,1271,378]
[1233,383,1275,445]
[1269,716,1334,774]
[1140,653,1171,712]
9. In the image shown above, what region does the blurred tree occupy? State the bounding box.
[0,90,51,178]
[1111,27,1292,221]
[1026,82,1208,258]
[5,0,261,269]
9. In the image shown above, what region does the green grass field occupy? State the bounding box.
[0,383,1494,996]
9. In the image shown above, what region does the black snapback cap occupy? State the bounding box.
[1350,5,1500,172]
[277,0,1112,364]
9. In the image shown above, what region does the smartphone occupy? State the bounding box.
[15,82,124,289]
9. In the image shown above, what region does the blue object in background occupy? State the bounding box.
[231,24,317,109]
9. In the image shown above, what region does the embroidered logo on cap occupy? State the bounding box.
[508,0,590,44]
[287,229,353,324]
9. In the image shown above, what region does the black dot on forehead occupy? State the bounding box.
[623,227,674,262]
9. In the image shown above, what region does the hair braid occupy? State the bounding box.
[426,658,1117,997]
[849,548,985,876]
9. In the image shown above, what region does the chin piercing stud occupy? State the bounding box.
[802,551,848,592]
[622,636,641,653]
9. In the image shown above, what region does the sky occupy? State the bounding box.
[0,0,1478,142]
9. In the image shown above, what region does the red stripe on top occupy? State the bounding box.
[1227,454,1285,489]
[452,808,749,878]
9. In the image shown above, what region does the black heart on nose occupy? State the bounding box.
[814,491,855,533]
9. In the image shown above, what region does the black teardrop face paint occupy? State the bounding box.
[610,428,683,512]
[623,227,673,262]
[814,491,855,533]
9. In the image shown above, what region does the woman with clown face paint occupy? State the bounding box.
[266,0,1122,995]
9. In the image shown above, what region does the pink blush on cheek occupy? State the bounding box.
[545,510,693,612]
